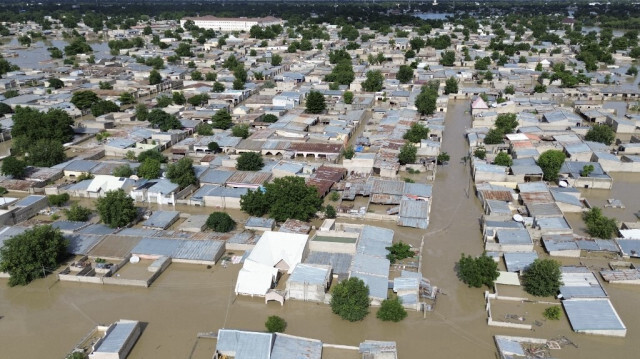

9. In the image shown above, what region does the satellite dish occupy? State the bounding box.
[130,256,140,264]
[513,214,524,223]
[558,180,569,188]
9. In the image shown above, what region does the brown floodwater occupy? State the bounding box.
[1,101,639,359]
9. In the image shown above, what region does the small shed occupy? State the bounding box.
[285,263,331,302]
[245,217,276,232]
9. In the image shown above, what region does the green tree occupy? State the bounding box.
[212,82,226,92]
[137,158,162,179]
[271,54,282,66]
[439,50,456,66]
[212,109,233,129]
[444,76,458,94]
[377,298,407,322]
[99,81,113,90]
[361,70,384,92]
[585,124,615,145]
[191,70,203,81]
[172,91,186,105]
[0,103,13,116]
[206,212,236,232]
[0,225,69,286]
[580,164,595,177]
[403,123,430,143]
[474,147,487,160]
[398,144,417,165]
[494,152,513,167]
[1,156,27,179]
[415,86,438,116]
[343,146,355,160]
[147,109,181,132]
[96,189,138,228]
[64,38,92,56]
[543,306,562,320]
[534,84,547,93]
[343,91,354,104]
[112,164,134,178]
[208,141,221,153]
[504,85,515,95]
[236,152,264,171]
[437,152,450,164]
[537,150,566,182]
[495,113,518,134]
[91,100,120,117]
[71,90,100,111]
[262,114,278,123]
[134,104,149,122]
[48,193,70,207]
[25,139,66,167]
[64,203,92,222]
[232,124,250,139]
[138,149,166,163]
[119,92,135,105]
[457,253,499,288]
[265,315,287,333]
[522,259,562,297]
[330,277,370,322]
[166,157,198,188]
[149,69,162,85]
[325,204,337,219]
[48,78,64,89]
[197,123,214,136]
[386,242,413,263]
[305,91,326,114]
[240,188,270,217]
[583,207,618,239]
[483,128,504,145]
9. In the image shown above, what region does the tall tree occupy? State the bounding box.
[444,76,459,94]
[96,189,137,228]
[585,124,615,145]
[305,91,326,114]
[403,123,430,143]
[330,277,370,322]
[537,150,566,182]
[1,156,27,178]
[166,157,198,188]
[396,65,414,84]
[361,70,384,92]
[236,152,264,171]
[211,109,233,129]
[522,259,562,297]
[71,90,100,111]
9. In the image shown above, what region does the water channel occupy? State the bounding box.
[0,101,638,358]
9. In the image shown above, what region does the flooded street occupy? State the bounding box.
[1,101,639,358]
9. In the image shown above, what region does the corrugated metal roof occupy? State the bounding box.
[536,217,571,230]
[288,264,330,285]
[216,329,273,359]
[504,252,538,272]
[245,217,275,229]
[13,195,45,208]
[496,229,532,245]
[65,234,104,255]
[77,224,117,236]
[563,298,626,331]
[543,238,580,252]
[371,179,405,195]
[142,211,180,229]
[304,251,352,275]
[350,272,388,300]
[359,340,397,356]
[132,237,224,261]
[271,333,322,359]
[94,320,139,354]
[527,202,563,217]
[227,171,271,186]
[357,226,394,258]
[351,254,390,277]
[199,169,234,184]
[560,267,607,299]
[615,239,640,257]
[51,220,90,233]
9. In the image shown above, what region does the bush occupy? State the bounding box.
[343,146,355,160]
[494,152,513,167]
[330,277,370,321]
[64,204,92,222]
[206,212,236,232]
[377,298,407,322]
[457,253,499,288]
[543,306,562,320]
[325,205,336,219]
[48,193,70,207]
[112,164,134,178]
[522,259,562,297]
[583,207,618,239]
[473,147,487,160]
[329,191,341,201]
[236,152,264,171]
[437,152,450,164]
[265,315,287,333]
[386,242,413,263]
[585,124,615,145]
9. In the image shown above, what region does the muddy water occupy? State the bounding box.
[1,102,640,358]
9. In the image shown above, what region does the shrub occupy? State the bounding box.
[64,204,92,222]
[329,191,341,202]
[377,298,407,322]
[265,315,287,333]
[325,205,336,219]
[206,212,236,232]
[48,193,70,207]
[386,242,413,263]
[543,306,562,320]
[583,207,618,239]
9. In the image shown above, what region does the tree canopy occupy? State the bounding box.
[331,277,370,322]
[537,150,566,182]
[585,124,615,145]
[240,176,322,222]
[212,109,233,129]
[361,70,384,92]
[0,225,69,287]
[206,212,236,232]
[398,144,417,165]
[377,298,407,322]
[306,91,326,114]
[583,207,618,239]
[11,107,74,155]
[1,156,27,179]
[236,152,264,171]
[147,109,182,131]
[71,90,100,110]
[265,315,287,333]
[522,259,562,297]
[97,189,138,228]
[138,149,167,163]
[396,65,414,84]
[166,157,198,188]
[457,253,499,288]
[444,76,458,94]
[494,152,513,167]
[137,158,162,179]
[403,122,430,143]
[91,100,120,117]
[415,85,438,116]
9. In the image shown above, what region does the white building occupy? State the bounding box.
[180,16,283,32]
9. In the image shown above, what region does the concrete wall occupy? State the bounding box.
[285,282,327,302]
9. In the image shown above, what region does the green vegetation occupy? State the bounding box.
[212,109,233,129]
[396,65,414,84]
[240,176,322,222]
[137,149,166,163]
[330,277,370,322]
[90,100,120,117]
[457,253,499,288]
[1,156,27,179]
[325,205,337,219]
[149,69,162,85]
[137,158,162,179]
[585,124,615,145]
[71,90,100,111]
[415,84,438,116]
[0,225,68,286]
[522,259,562,297]
[113,165,134,178]
[232,124,250,139]
[343,146,355,160]
[265,315,287,333]
[494,152,513,167]
[361,70,384,92]
[166,158,198,188]
[403,123,430,143]
[48,193,70,207]
[583,207,618,239]
[377,298,407,322]
[97,189,137,228]
[537,150,566,182]
[437,152,450,164]
[236,152,264,171]
[206,212,236,232]
[64,204,92,222]
[386,242,414,263]
[262,114,278,123]
[147,109,181,132]
[543,306,562,320]
[398,144,417,165]
[444,76,459,94]
[306,91,326,114]
[343,91,354,104]
[580,164,595,177]
[474,147,487,160]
